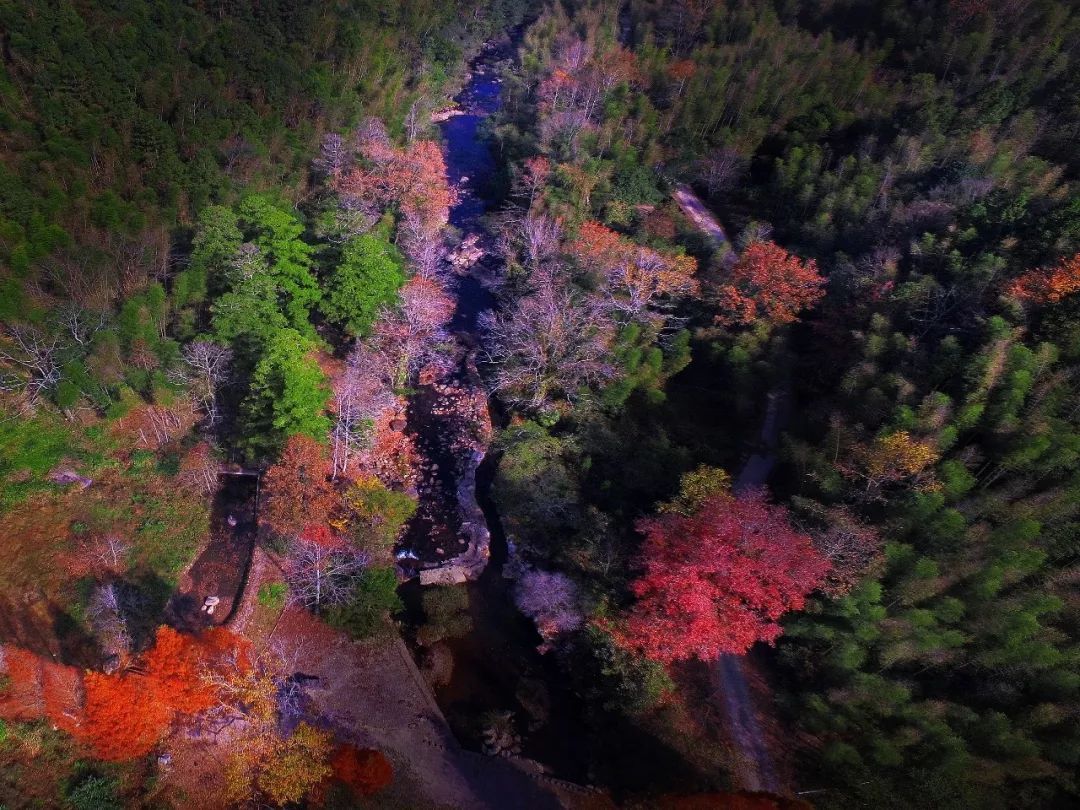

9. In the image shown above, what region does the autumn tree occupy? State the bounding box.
[0,645,45,720]
[331,343,396,479]
[75,626,248,760]
[203,642,335,806]
[252,723,333,806]
[343,475,417,560]
[520,156,551,208]
[143,626,239,715]
[372,276,454,388]
[620,489,829,663]
[570,221,698,319]
[80,671,172,760]
[840,430,939,499]
[713,240,825,327]
[330,745,394,797]
[262,435,338,538]
[41,660,84,735]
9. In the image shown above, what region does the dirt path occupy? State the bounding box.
[166,473,258,631]
[710,382,790,796]
[269,607,572,809]
[673,183,789,795]
[673,183,730,247]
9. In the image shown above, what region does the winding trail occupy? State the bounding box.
[673,183,730,248]
[674,183,788,795]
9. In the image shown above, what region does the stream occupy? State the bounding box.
[400,40,592,781]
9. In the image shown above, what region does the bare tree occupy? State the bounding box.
[0,324,64,401]
[513,568,584,647]
[55,301,107,347]
[405,95,428,143]
[285,539,369,611]
[313,132,350,180]
[88,582,132,660]
[372,277,454,388]
[520,213,563,270]
[698,147,746,196]
[169,340,233,424]
[811,507,884,597]
[398,215,448,281]
[480,271,615,410]
[331,345,396,479]
[95,535,130,572]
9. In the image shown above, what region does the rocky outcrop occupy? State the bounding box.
[448,233,484,269]
[419,447,490,585]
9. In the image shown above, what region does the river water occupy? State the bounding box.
[399,41,591,782]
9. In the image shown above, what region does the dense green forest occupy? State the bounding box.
[480,0,1080,807]
[1,0,1079,807]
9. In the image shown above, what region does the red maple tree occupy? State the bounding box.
[714,240,825,327]
[619,491,829,663]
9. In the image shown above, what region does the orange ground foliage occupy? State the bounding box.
[0,645,44,720]
[144,626,249,715]
[3,626,250,761]
[1007,253,1080,304]
[41,660,84,734]
[330,744,393,797]
[81,670,173,760]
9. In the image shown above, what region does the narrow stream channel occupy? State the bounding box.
[400,39,592,782]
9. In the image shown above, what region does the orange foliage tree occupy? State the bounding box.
[81,670,173,760]
[263,434,338,539]
[713,240,825,326]
[81,626,249,760]
[1007,253,1080,304]
[570,220,699,317]
[330,744,394,797]
[2,627,249,761]
[144,626,247,715]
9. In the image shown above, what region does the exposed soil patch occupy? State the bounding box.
[165,474,258,631]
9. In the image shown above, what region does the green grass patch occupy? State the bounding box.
[257,581,287,611]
